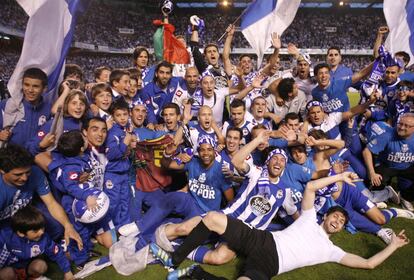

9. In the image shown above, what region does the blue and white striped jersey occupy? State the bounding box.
[221,165,297,230]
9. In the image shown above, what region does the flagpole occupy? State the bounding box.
[217,8,249,42]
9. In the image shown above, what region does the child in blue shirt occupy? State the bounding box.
[104,99,136,229]
[0,205,73,280]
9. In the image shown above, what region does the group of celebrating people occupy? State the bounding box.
[0,11,413,280]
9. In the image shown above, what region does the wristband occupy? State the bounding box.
[163,150,173,158]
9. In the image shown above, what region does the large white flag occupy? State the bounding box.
[384,0,414,66]
[7,0,85,98]
[240,0,301,68]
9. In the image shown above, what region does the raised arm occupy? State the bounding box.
[51,81,70,115]
[373,26,389,58]
[352,62,374,84]
[261,32,281,76]
[231,129,269,174]
[340,230,409,269]
[342,95,377,121]
[232,74,265,100]
[305,136,345,158]
[302,172,357,211]
[223,24,236,76]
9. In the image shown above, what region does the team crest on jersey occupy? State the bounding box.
[276,189,283,199]
[38,115,47,126]
[322,93,329,102]
[176,90,183,97]
[69,172,78,180]
[198,173,206,184]
[105,180,114,189]
[243,128,249,136]
[370,139,377,145]
[249,195,272,216]
[30,245,41,258]
[37,131,45,137]
[401,144,409,153]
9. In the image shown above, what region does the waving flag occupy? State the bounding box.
[384,0,414,66]
[240,0,301,68]
[153,20,190,64]
[7,0,86,99]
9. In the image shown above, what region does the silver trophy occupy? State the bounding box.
[161,0,173,15]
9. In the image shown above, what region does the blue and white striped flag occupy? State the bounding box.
[384,0,414,66]
[7,0,86,99]
[240,0,301,68]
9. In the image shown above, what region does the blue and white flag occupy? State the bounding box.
[7,0,85,98]
[384,0,414,66]
[240,0,301,68]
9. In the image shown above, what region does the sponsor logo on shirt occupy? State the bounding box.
[249,195,272,216]
[69,172,78,180]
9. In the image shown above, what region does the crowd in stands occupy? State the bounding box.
[2,0,385,49]
[1,2,414,280]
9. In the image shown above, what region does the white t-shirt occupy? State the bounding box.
[294,76,317,102]
[307,112,343,140]
[203,87,230,127]
[272,208,346,274]
[266,89,308,120]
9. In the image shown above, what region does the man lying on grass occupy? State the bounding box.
[150,171,410,280]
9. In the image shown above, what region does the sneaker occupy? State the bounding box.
[118,222,140,237]
[377,228,394,244]
[391,207,414,219]
[149,242,174,268]
[385,186,400,204]
[32,277,52,280]
[167,264,197,280]
[400,195,414,212]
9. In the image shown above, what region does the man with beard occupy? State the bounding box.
[141,61,180,125]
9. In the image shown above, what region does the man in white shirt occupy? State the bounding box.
[150,172,409,280]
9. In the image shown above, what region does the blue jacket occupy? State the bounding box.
[0,227,71,273]
[140,77,180,124]
[48,153,95,201]
[105,123,131,173]
[0,98,52,147]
